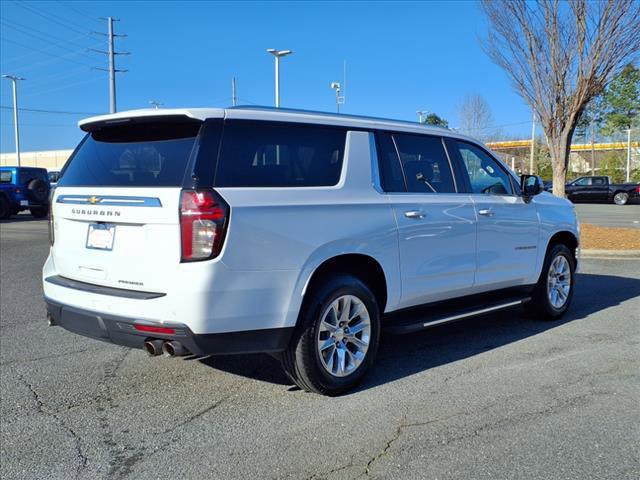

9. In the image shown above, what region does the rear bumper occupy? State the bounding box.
[45,297,293,356]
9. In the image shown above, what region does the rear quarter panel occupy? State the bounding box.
[216,131,401,329]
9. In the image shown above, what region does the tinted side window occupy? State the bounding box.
[592,177,606,185]
[0,171,12,183]
[215,121,346,187]
[573,177,590,186]
[376,132,406,192]
[393,134,455,193]
[455,141,513,195]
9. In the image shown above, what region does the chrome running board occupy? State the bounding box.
[386,295,531,335]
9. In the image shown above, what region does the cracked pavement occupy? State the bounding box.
[1,218,639,479]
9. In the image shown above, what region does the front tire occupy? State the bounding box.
[525,243,575,320]
[613,192,628,205]
[282,275,381,396]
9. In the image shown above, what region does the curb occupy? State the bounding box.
[581,249,640,259]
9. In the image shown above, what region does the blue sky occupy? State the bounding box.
[0,0,534,153]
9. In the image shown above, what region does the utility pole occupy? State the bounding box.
[267,49,292,108]
[91,17,129,113]
[231,77,237,106]
[626,128,632,183]
[529,110,536,174]
[2,75,25,166]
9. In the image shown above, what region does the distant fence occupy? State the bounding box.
[0,150,73,170]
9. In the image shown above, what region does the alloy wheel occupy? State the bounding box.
[316,295,371,378]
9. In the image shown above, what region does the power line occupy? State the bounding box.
[0,105,100,115]
[13,1,89,35]
[19,77,103,99]
[0,33,92,64]
[12,67,96,89]
[55,1,102,25]
[0,18,90,51]
[0,36,95,70]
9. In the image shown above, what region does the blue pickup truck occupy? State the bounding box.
[0,166,51,219]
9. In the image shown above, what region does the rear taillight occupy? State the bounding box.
[636,184,640,194]
[48,194,54,246]
[180,189,229,262]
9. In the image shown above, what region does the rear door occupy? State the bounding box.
[377,132,477,308]
[51,117,206,293]
[448,139,539,289]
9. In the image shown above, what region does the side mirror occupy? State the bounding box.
[520,175,543,201]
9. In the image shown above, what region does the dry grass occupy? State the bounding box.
[581,223,640,250]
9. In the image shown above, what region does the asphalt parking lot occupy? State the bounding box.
[1,217,639,480]
[575,203,640,229]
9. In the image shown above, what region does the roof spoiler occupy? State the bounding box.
[79,110,205,132]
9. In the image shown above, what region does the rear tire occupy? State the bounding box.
[613,192,628,205]
[0,196,11,219]
[30,207,48,218]
[524,243,575,320]
[282,274,381,396]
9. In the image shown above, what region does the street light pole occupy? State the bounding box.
[267,49,292,108]
[2,74,25,167]
[417,110,428,124]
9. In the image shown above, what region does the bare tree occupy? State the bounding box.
[458,94,494,141]
[480,0,640,196]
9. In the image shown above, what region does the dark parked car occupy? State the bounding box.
[0,166,50,219]
[564,176,639,205]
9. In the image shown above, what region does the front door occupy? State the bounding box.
[450,140,539,289]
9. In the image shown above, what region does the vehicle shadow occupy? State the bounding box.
[198,272,640,392]
[0,214,48,224]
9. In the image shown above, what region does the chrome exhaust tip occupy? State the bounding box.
[143,339,164,356]
[47,313,56,326]
[162,340,187,357]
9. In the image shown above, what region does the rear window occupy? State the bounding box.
[19,169,48,184]
[214,121,346,187]
[58,121,201,187]
[0,171,12,183]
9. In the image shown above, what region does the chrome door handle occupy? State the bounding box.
[404,210,425,219]
[478,208,494,217]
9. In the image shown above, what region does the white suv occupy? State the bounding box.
[43,107,579,395]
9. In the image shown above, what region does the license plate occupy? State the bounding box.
[20,200,29,206]
[86,223,115,251]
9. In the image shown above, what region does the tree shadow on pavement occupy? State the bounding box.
[199,272,640,392]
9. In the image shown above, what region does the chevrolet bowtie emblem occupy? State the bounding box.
[88,196,101,205]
